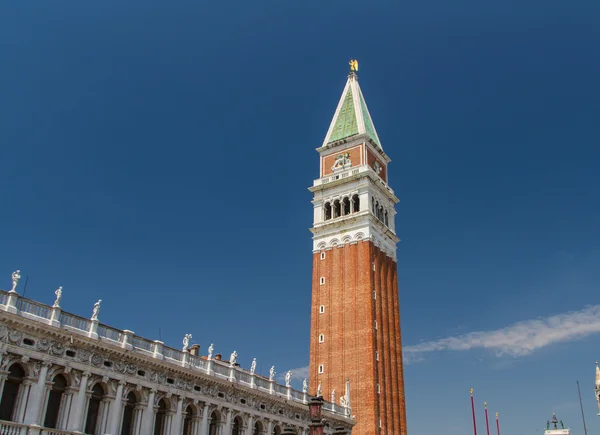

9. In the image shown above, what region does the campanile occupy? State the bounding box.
[308,62,407,435]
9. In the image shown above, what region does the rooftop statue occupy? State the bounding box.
[53,286,62,308]
[182,334,192,351]
[250,358,256,375]
[91,299,102,320]
[11,270,21,292]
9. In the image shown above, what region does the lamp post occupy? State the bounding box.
[308,396,325,435]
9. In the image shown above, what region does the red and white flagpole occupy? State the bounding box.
[484,402,490,435]
[496,412,500,435]
[470,389,478,435]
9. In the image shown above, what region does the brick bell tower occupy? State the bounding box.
[308,61,407,435]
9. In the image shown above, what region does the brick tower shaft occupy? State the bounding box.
[308,63,407,435]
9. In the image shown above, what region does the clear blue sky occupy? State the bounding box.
[1,1,599,434]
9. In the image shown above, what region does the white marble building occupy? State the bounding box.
[0,271,354,435]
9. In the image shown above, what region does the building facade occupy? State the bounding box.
[0,273,354,435]
[308,65,407,435]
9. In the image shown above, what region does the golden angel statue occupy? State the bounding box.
[349,59,359,72]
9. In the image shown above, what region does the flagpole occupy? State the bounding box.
[484,402,490,435]
[496,412,500,435]
[470,389,478,435]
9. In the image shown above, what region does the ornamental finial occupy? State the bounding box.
[484,401,487,408]
[349,59,358,73]
[470,388,473,395]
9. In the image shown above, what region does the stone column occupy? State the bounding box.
[141,389,156,434]
[200,403,210,434]
[98,397,111,434]
[132,404,145,435]
[246,414,254,435]
[67,371,90,431]
[108,380,126,434]
[171,397,184,435]
[191,416,202,435]
[58,388,76,430]
[267,419,273,434]
[223,408,232,433]
[15,378,34,422]
[24,361,51,425]
[0,373,7,399]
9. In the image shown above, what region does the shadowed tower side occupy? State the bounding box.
[308,61,407,435]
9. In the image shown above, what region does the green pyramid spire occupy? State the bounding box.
[323,72,382,149]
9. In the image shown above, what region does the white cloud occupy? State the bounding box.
[404,305,600,362]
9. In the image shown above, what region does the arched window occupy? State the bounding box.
[84,384,105,435]
[384,210,389,226]
[0,363,25,421]
[342,197,351,215]
[121,392,139,435]
[333,200,341,218]
[182,405,197,435]
[352,194,360,213]
[209,410,221,435]
[43,374,67,428]
[232,415,244,435]
[254,421,265,435]
[273,426,282,435]
[153,399,168,435]
[324,202,332,221]
[379,205,384,221]
[372,197,375,213]
[375,201,380,220]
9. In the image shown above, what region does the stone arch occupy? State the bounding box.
[352,194,360,212]
[272,424,282,435]
[341,235,352,244]
[84,382,107,434]
[153,397,170,435]
[232,413,245,435]
[0,362,26,421]
[316,241,327,250]
[182,401,201,435]
[324,202,332,220]
[329,238,340,247]
[253,420,267,435]
[354,232,365,241]
[208,408,223,435]
[342,197,351,215]
[121,388,143,435]
[43,373,69,429]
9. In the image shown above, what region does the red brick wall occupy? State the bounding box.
[366,148,387,182]
[309,240,407,435]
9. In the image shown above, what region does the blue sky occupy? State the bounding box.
[1,1,599,434]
